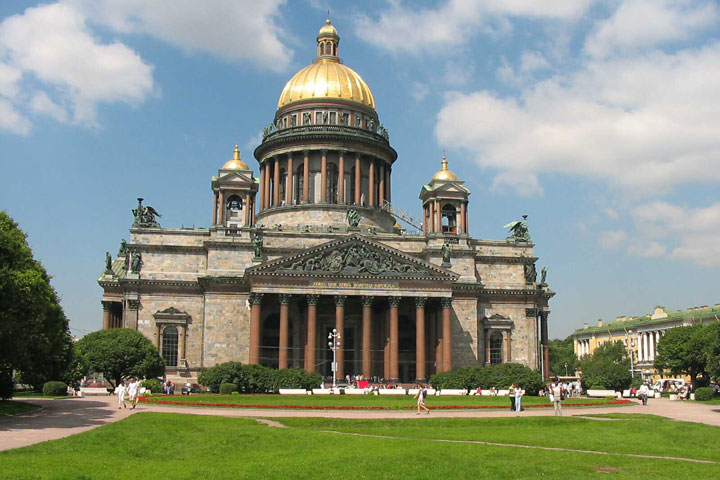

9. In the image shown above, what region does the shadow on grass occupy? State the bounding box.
[0,398,116,432]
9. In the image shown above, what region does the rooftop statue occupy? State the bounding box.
[132,198,161,228]
[347,209,361,228]
[540,266,547,285]
[130,252,143,274]
[504,214,531,242]
[253,233,264,259]
[118,239,128,256]
[105,252,112,274]
[524,262,537,284]
[441,242,452,266]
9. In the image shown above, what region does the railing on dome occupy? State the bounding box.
[261,124,390,145]
[381,200,423,231]
[222,223,423,237]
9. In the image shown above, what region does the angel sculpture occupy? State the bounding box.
[132,198,162,228]
[504,215,530,242]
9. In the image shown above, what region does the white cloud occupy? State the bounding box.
[489,171,543,197]
[519,51,550,73]
[69,0,292,72]
[497,51,552,87]
[437,42,720,192]
[585,0,719,58]
[0,98,30,135]
[355,0,593,54]
[0,2,154,131]
[629,201,720,266]
[599,230,627,249]
[410,82,430,101]
[29,92,69,123]
[0,62,21,98]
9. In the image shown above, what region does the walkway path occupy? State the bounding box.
[1,396,718,452]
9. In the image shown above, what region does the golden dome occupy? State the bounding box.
[432,154,458,181]
[277,20,376,110]
[222,145,249,170]
[318,18,338,37]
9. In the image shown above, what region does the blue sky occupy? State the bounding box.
[1,0,719,339]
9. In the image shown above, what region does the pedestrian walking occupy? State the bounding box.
[414,383,430,415]
[514,384,523,412]
[638,382,650,406]
[127,377,140,409]
[552,382,562,416]
[116,380,127,409]
[509,383,516,412]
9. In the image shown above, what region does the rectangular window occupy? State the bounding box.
[330,112,336,124]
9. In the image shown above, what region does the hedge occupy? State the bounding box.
[219,383,237,395]
[141,379,163,394]
[694,387,715,402]
[42,381,67,397]
[198,363,323,393]
[429,364,544,395]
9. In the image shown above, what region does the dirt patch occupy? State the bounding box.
[596,466,620,473]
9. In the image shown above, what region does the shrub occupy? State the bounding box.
[429,364,543,395]
[141,379,163,394]
[42,381,67,397]
[0,370,13,400]
[589,384,607,390]
[219,383,237,394]
[273,368,323,390]
[694,387,715,402]
[199,362,278,393]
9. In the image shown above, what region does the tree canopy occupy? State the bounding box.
[74,328,165,387]
[578,340,632,391]
[0,211,73,397]
[548,336,577,377]
[654,323,714,385]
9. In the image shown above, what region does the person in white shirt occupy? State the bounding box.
[126,378,139,409]
[116,380,127,409]
[638,382,650,405]
[552,382,563,416]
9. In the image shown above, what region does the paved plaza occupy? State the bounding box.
[1,396,718,452]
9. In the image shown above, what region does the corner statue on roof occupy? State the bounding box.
[132,198,162,228]
[504,215,531,243]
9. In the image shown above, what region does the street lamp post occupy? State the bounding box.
[564,362,569,377]
[328,328,341,387]
[625,329,635,379]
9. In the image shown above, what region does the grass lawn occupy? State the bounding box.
[142,393,625,409]
[0,400,40,416]
[0,413,717,479]
[12,392,70,399]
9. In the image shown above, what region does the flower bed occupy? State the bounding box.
[139,396,632,411]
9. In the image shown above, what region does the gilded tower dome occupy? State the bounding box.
[432,153,458,181]
[222,145,249,170]
[277,19,376,110]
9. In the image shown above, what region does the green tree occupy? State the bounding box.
[548,336,577,377]
[75,329,165,388]
[654,324,711,386]
[0,211,73,397]
[706,322,720,382]
[578,341,632,391]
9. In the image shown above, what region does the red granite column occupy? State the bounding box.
[335,295,347,379]
[541,310,550,379]
[361,296,373,379]
[218,191,225,224]
[259,165,265,210]
[383,311,390,380]
[338,151,345,204]
[303,150,310,203]
[379,163,385,206]
[368,159,375,207]
[305,294,319,372]
[354,154,361,204]
[273,156,280,207]
[102,301,111,330]
[388,296,400,382]
[286,154,293,205]
[212,192,218,225]
[278,294,291,369]
[442,297,452,372]
[415,297,427,381]
[249,293,263,364]
[320,150,327,203]
[435,308,444,372]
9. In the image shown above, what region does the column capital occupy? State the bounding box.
[334,295,347,306]
[415,297,427,308]
[303,149,310,156]
[101,300,113,311]
[126,299,140,310]
[387,296,401,308]
[249,292,264,305]
[279,293,291,305]
[441,297,453,309]
[306,294,320,306]
[321,149,328,155]
[361,295,374,307]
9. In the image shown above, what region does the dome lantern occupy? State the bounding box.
[222,145,250,170]
[432,152,458,181]
[317,18,339,58]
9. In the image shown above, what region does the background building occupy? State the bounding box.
[98,20,554,384]
[574,303,720,379]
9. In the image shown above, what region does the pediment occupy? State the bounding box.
[432,182,470,194]
[218,171,254,183]
[248,234,458,281]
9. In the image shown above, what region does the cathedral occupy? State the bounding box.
[99,20,554,384]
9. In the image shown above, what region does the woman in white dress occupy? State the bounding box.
[414,383,430,415]
[116,380,127,409]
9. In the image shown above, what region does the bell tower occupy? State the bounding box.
[211,145,258,229]
[419,154,471,236]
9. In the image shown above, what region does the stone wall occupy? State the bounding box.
[202,293,251,367]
